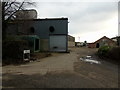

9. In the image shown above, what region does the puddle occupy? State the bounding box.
[80,56,101,64]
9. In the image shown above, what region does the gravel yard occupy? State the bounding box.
[2,47,118,89]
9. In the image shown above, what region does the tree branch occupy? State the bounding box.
[6,1,25,21]
[3,0,35,21]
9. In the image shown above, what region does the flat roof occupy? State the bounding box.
[9,18,68,22]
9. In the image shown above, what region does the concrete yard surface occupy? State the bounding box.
[2,47,119,88]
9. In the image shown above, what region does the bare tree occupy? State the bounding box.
[2,0,35,21]
[2,0,35,39]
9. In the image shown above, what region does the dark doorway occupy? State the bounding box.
[96,43,99,48]
[30,27,35,33]
[35,39,39,51]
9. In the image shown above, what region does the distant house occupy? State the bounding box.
[88,36,116,48]
[6,18,68,52]
[111,36,120,46]
[75,42,80,47]
[75,42,84,47]
[68,35,75,47]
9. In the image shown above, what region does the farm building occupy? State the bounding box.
[88,36,116,48]
[75,42,84,47]
[111,36,120,46]
[68,35,75,47]
[6,18,68,52]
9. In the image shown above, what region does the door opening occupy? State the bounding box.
[35,39,39,51]
[96,43,99,48]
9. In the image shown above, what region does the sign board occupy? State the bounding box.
[24,50,30,53]
[23,50,30,61]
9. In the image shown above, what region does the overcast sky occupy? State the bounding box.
[29,0,119,42]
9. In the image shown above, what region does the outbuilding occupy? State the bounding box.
[88,36,116,48]
[111,36,120,46]
[6,18,68,52]
[68,35,75,47]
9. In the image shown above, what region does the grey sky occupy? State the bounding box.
[28,0,118,42]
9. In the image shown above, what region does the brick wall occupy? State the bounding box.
[88,36,116,48]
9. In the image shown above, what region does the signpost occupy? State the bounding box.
[23,50,30,61]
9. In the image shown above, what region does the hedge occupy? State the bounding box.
[2,40,29,65]
[97,45,120,63]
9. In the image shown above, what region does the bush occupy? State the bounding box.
[97,46,120,63]
[2,40,29,65]
[97,46,112,58]
[107,47,120,61]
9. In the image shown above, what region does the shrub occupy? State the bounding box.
[107,47,120,61]
[97,46,112,58]
[97,46,120,63]
[2,40,29,65]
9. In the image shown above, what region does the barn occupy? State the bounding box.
[88,36,116,48]
[6,18,68,52]
[111,36,120,46]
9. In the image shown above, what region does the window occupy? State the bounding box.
[30,27,35,33]
[49,26,55,32]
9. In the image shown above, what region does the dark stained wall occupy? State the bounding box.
[6,18,68,39]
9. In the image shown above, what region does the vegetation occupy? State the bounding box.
[2,40,28,64]
[2,40,29,65]
[97,46,112,57]
[107,47,120,61]
[97,45,120,63]
[2,0,35,39]
[2,0,35,21]
[2,0,35,65]
[83,40,87,46]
